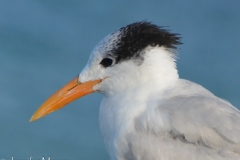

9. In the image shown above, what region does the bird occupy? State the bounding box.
[30,21,240,160]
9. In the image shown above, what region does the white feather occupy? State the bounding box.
[78,36,240,159]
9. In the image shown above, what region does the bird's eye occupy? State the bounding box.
[100,58,113,68]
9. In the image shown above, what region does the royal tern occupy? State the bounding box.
[30,21,240,160]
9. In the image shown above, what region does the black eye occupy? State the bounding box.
[100,58,113,68]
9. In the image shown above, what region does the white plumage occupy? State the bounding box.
[31,21,240,160]
[78,22,240,160]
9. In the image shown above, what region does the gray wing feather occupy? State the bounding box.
[160,95,240,153]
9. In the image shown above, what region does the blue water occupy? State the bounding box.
[0,1,239,159]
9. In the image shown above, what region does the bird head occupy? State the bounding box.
[30,21,181,122]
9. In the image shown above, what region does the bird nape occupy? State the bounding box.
[30,21,240,160]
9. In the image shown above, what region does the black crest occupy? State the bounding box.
[111,21,182,64]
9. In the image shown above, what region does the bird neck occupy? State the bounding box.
[142,46,179,81]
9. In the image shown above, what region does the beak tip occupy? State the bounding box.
[29,115,38,122]
[29,117,34,122]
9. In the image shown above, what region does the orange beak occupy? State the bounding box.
[30,76,102,122]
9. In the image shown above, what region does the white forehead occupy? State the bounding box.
[79,30,122,83]
[88,30,122,62]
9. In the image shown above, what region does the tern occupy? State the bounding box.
[30,21,240,160]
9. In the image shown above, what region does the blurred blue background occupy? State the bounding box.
[0,0,239,159]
